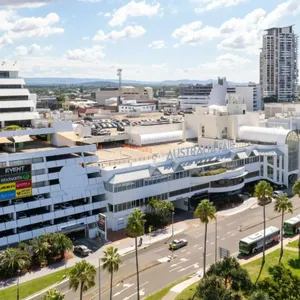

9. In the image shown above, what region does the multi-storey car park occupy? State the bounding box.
[0,64,107,248]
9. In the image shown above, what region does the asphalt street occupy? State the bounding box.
[61,196,300,300]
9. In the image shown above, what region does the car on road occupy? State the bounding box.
[169,239,188,250]
[74,245,93,256]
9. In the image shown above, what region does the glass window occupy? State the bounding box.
[260,165,264,176]
[267,166,273,178]
[267,156,274,165]
[260,156,264,162]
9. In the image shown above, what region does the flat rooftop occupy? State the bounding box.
[96,141,197,165]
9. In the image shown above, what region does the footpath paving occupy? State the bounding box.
[162,233,300,300]
[0,222,188,290]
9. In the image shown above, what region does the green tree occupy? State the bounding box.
[194,200,216,277]
[292,180,300,259]
[206,257,252,293]
[69,260,96,300]
[0,248,31,278]
[248,290,269,300]
[126,209,146,300]
[101,247,122,300]
[257,264,300,300]
[196,275,242,300]
[42,288,65,300]
[254,180,273,283]
[274,194,293,262]
[30,236,51,265]
[146,199,174,227]
[51,233,73,259]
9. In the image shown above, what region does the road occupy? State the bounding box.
[60,196,300,300]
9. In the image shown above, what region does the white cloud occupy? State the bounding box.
[82,36,90,40]
[200,53,251,70]
[104,12,111,17]
[194,0,246,14]
[65,46,105,62]
[148,40,166,49]
[0,12,64,47]
[171,21,220,46]
[14,43,44,56]
[109,1,162,27]
[93,25,146,41]
[78,0,102,2]
[172,0,300,54]
[0,0,54,8]
[97,12,104,16]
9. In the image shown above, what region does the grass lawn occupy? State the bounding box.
[0,267,73,300]
[175,282,199,300]
[287,239,299,249]
[243,249,300,281]
[145,277,190,300]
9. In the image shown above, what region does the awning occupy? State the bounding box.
[0,137,12,144]
[11,135,33,143]
[58,132,81,142]
[252,149,282,156]
[236,152,248,159]
[109,169,150,184]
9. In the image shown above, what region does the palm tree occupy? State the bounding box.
[248,290,269,300]
[0,248,31,277]
[52,233,73,259]
[42,288,65,300]
[126,209,146,300]
[69,260,96,300]
[30,237,51,265]
[254,180,273,283]
[274,194,293,262]
[101,246,122,300]
[293,180,300,258]
[194,199,216,277]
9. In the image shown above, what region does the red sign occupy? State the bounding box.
[16,180,32,189]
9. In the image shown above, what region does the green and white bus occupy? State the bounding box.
[239,226,280,255]
[284,215,300,235]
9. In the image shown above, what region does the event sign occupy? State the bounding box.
[0,165,32,201]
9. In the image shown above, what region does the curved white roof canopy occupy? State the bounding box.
[238,126,292,145]
[140,130,182,145]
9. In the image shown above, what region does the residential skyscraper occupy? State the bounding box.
[260,25,298,102]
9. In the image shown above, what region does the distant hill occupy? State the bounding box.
[25,77,248,87]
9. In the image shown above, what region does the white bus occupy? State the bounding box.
[239,226,280,255]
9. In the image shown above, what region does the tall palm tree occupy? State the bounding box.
[69,260,96,300]
[194,199,216,277]
[126,209,146,300]
[274,193,293,262]
[292,179,300,259]
[0,248,31,278]
[254,180,273,283]
[101,246,122,300]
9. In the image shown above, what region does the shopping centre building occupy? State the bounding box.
[0,64,299,244]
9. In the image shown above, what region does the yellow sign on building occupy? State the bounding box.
[0,182,16,192]
[16,187,32,198]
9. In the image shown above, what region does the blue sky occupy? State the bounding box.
[0,0,299,82]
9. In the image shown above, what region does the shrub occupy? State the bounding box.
[192,168,227,177]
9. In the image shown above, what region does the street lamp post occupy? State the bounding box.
[215,215,218,263]
[98,258,101,300]
[171,212,175,237]
[16,269,20,300]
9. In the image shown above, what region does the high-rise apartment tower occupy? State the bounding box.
[260,25,298,102]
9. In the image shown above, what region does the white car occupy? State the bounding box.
[33,195,45,200]
[273,191,285,198]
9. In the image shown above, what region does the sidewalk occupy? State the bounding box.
[217,197,258,217]
[162,234,300,300]
[0,221,188,289]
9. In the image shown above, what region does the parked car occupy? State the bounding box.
[273,191,285,198]
[169,239,188,250]
[14,199,24,205]
[74,245,93,256]
[33,195,45,200]
[60,203,72,209]
[83,135,92,139]
[17,212,27,219]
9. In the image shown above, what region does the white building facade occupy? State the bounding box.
[260,25,298,102]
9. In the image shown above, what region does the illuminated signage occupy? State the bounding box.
[98,213,107,240]
[167,141,234,160]
[0,165,32,201]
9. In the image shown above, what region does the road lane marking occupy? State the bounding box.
[123,288,145,300]
[186,252,191,255]
[193,244,199,248]
[178,263,199,272]
[221,238,225,241]
[198,247,203,250]
[227,222,236,226]
[113,283,134,297]
[180,249,186,253]
[170,266,182,272]
[210,242,215,245]
[206,253,212,257]
[135,281,149,289]
[195,233,204,237]
[154,247,165,253]
[231,233,236,237]
[227,232,231,235]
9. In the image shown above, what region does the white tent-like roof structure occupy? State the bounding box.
[139,131,182,145]
[238,126,291,145]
